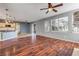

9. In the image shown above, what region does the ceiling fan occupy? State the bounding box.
[40,3,63,14]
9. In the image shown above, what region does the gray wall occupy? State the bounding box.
[20,22,31,33]
[33,10,79,42]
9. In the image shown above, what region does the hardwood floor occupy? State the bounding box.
[0,35,79,56]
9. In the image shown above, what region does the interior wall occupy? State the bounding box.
[20,22,31,34]
[32,10,79,42]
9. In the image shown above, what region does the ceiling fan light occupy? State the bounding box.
[48,8,52,12]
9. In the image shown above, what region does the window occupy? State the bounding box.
[72,11,79,33]
[45,21,50,32]
[51,19,59,31]
[51,17,68,32]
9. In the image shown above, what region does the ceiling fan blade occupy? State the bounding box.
[52,3,63,8]
[53,9,57,12]
[40,8,48,10]
[46,10,49,14]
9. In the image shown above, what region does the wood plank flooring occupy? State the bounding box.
[0,35,79,56]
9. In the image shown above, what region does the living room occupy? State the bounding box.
[0,3,79,56]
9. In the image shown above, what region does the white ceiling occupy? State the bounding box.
[0,3,79,22]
